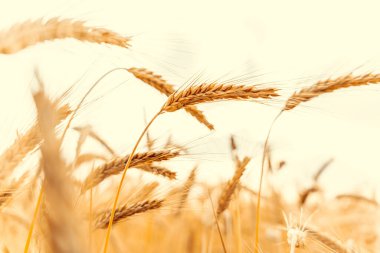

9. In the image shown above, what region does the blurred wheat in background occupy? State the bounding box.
[0,1,379,253]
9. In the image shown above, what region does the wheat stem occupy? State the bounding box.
[103,110,161,253]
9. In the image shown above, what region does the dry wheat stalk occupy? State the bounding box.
[284,73,380,110]
[34,89,84,253]
[128,67,214,130]
[217,157,251,216]
[137,165,176,180]
[0,104,71,180]
[0,17,130,54]
[82,150,180,191]
[163,83,279,112]
[96,199,163,229]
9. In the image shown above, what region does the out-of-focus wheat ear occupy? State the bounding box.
[0,104,71,180]
[129,67,214,130]
[73,153,108,168]
[217,157,251,217]
[137,165,177,180]
[95,199,164,229]
[0,172,28,209]
[284,73,380,111]
[176,167,197,215]
[0,17,130,54]
[33,87,85,253]
[162,83,279,112]
[135,182,160,202]
[307,227,350,253]
[82,150,180,192]
[73,126,116,156]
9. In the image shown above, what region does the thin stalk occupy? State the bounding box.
[102,110,161,253]
[254,110,283,253]
[89,182,93,252]
[208,191,227,253]
[24,184,44,253]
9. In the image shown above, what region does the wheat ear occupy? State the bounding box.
[96,199,163,229]
[285,73,380,110]
[0,17,130,54]
[33,88,84,253]
[217,157,250,216]
[162,83,278,112]
[0,104,71,180]
[82,150,179,192]
[254,72,380,252]
[128,67,214,130]
[306,227,349,253]
[176,167,197,214]
[103,82,278,253]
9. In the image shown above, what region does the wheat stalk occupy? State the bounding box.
[254,72,380,252]
[0,17,130,54]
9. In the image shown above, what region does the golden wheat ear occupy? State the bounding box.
[162,82,279,112]
[129,67,215,130]
[82,150,180,192]
[0,17,130,54]
[217,157,250,217]
[284,73,380,111]
[95,199,164,229]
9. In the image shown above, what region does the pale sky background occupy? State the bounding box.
[0,0,380,202]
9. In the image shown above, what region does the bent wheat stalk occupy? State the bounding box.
[254,72,380,253]
[0,17,130,54]
[102,81,278,253]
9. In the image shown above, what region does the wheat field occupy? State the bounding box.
[0,3,379,253]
